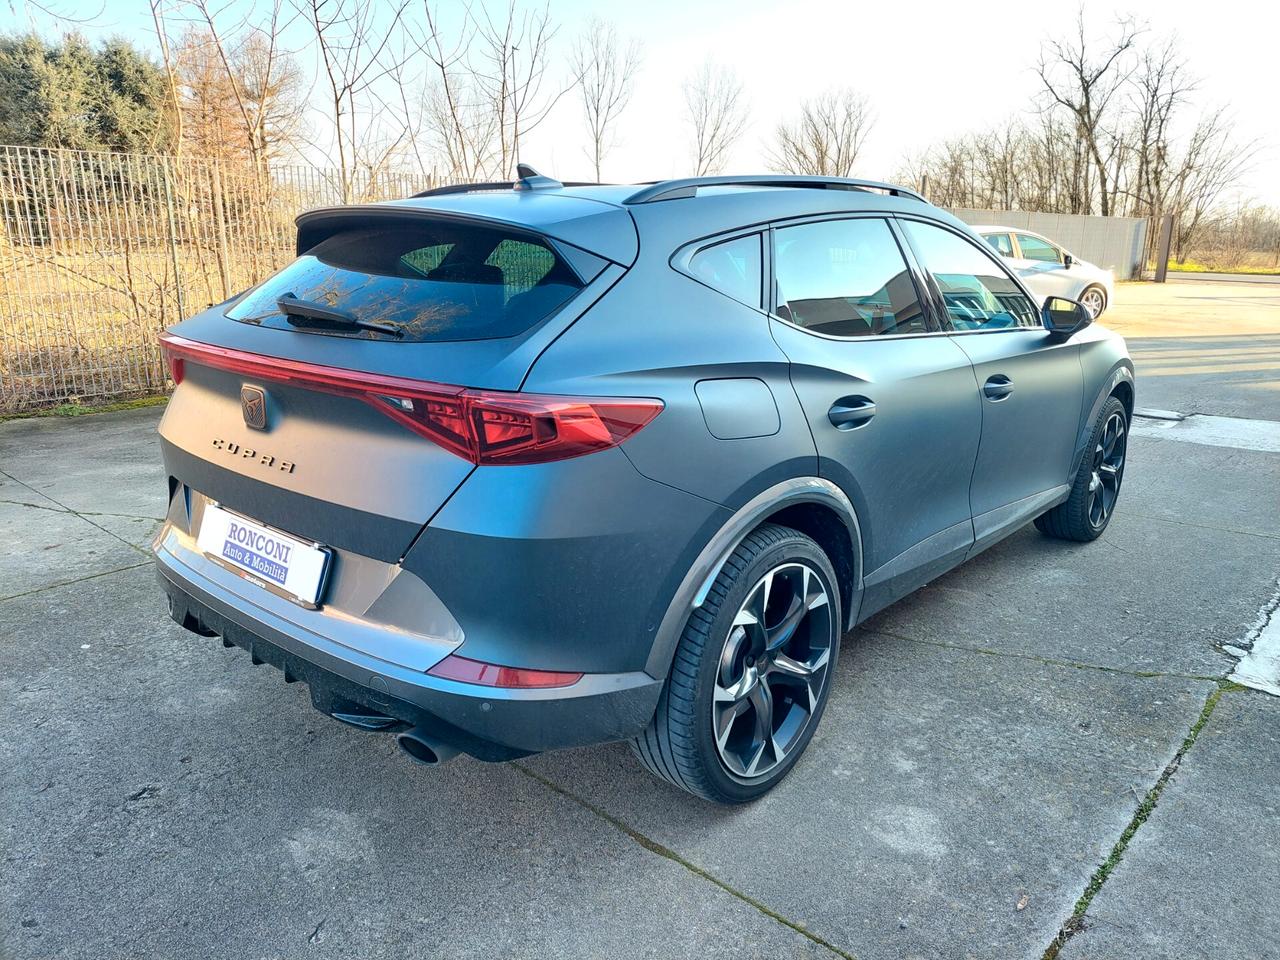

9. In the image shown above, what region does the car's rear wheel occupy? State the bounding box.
[1035,396,1128,542]
[632,524,841,803]
[1080,285,1107,318]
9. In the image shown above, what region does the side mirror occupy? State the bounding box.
[1043,296,1092,341]
[1063,253,1074,269]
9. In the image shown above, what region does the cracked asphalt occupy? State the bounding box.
[3,282,1279,959]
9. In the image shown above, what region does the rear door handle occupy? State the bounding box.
[828,396,877,430]
[983,375,1014,401]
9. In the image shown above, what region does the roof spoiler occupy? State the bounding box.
[412,163,604,199]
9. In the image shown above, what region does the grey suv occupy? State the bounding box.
[154,170,1134,803]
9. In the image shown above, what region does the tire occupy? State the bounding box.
[1080,285,1107,318]
[631,523,841,803]
[1035,396,1128,542]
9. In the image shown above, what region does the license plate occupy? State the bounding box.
[195,504,331,606]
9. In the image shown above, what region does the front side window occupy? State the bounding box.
[901,220,1040,331]
[772,218,928,337]
[984,232,1014,257]
[1015,233,1063,264]
[228,220,590,342]
[688,234,762,307]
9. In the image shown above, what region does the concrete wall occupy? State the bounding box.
[947,208,1149,279]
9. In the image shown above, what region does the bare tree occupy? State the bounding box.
[184,0,302,170]
[474,0,572,179]
[570,18,640,181]
[293,0,418,200]
[150,0,184,154]
[235,25,304,166]
[899,109,1107,215]
[413,0,572,183]
[1192,199,1280,270]
[683,63,745,176]
[1118,38,1196,267]
[768,88,871,178]
[899,24,1259,265]
[417,2,493,181]
[1170,112,1256,261]
[1036,10,1141,215]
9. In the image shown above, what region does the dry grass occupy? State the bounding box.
[0,238,294,410]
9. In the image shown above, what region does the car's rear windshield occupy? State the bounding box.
[227,220,592,341]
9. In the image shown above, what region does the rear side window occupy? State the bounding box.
[773,218,928,337]
[688,234,762,308]
[227,221,591,341]
[901,220,1039,331]
[1015,233,1062,264]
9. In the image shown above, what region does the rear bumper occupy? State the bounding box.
[154,530,663,759]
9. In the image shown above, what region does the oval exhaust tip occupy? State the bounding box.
[396,730,459,766]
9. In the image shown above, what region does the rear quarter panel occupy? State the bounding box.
[522,252,818,510]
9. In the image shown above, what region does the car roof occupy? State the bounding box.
[301,176,967,266]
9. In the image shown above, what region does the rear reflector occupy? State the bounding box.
[160,332,662,465]
[426,654,583,689]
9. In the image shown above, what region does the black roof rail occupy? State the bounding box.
[623,175,926,205]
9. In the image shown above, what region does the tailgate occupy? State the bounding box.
[159,358,471,561]
[157,205,625,561]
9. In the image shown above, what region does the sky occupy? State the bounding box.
[13,0,1280,204]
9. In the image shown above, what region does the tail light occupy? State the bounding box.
[427,653,582,689]
[159,332,662,465]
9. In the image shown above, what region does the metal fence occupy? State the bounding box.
[947,207,1150,279]
[0,145,432,412]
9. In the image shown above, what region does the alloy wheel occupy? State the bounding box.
[712,562,835,780]
[1088,411,1127,528]
[1081,287,1106,318]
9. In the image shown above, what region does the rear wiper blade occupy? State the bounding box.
[275,293,403,338]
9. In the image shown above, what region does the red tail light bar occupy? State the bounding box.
[160,332,662,466]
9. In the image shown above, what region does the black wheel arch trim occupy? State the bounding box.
[1070,361,1135,478]
[643,476,864,680]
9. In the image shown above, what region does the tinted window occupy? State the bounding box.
[228,221,589,341]
[984,232,1014,257]
[901,221,1039,331]
[1016,233,1062,263]
[773,219,928,337]
[689,234,761,307]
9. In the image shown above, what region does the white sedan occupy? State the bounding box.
[974,226,1115,318]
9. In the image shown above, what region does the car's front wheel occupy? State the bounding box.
[632,524,841,803]
[1080,285,1107,318]
[1035,396,1128,542]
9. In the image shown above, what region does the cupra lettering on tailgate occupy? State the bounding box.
[212,438,296,473]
